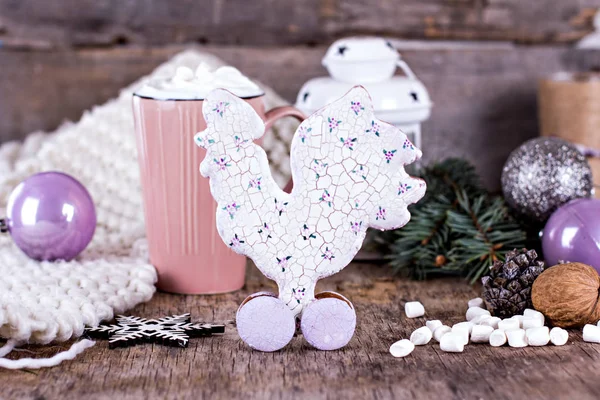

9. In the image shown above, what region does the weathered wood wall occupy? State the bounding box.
[0,1,599,189]
[0,0,597,46]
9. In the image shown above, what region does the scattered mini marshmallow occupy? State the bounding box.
[523,308,545,325]
[498,318,520,331]
[471,315,491,325]
[479,316,501,330]
[489,329,507,347]
[468,297,484,308]
[440,333,465,352]
[506,329,528,348]
[471,325,494,343]
[426,320,443,333]
[390,339,415,357]
[405,301,425,318]
[453,321,474,332]
[451,328,469,346]
[433,325,452,342]
[583,324,600,343]
[526,326,550,346]
[466,307,491,322]
[597,320,600,327]
[549,327,569,346]
[410,326,433,345]
[511,315,526,328]
[451,322,473,345]
[522,318,544,330]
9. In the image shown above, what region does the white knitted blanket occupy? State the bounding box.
[0,49,297,345]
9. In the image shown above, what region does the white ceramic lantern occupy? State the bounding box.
[296,37,432,150]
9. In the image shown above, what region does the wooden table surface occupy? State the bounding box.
[1,262,599,400]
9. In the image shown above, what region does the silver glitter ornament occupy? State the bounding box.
[501,137,592,222]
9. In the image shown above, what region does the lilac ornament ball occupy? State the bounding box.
[542,198,600,273]
[5,172,96,261]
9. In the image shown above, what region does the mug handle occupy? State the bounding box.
[263,106,306,193]
[264,106,306,131]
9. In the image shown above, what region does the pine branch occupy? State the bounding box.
[446,191,526,283]
[378,158,529,282]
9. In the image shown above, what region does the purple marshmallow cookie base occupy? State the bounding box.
[236,294,296,352]
[301,297,356,351]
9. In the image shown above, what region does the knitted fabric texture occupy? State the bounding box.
[0,49,297,345]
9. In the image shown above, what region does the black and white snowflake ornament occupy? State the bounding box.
[85,313,225,348]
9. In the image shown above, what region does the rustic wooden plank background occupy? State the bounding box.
[0,0,598,46]
[2,44,600,188]
[2,263,600,400]
[0,1,599,188]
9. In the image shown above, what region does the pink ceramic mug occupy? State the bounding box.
[132,93,304,294]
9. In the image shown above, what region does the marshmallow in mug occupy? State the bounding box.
[136,64,264,100]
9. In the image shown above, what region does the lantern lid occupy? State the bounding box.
[295,76,432,125]
[322,37,400,64]
[298,36,432,124]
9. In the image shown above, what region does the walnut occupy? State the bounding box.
[531,263,600,328]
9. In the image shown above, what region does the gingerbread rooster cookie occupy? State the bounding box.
[195,86,425,351]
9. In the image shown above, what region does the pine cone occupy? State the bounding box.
[481,249,546,318]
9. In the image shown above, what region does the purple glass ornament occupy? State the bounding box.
[542,198,600,273]
[4,172,96,261]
